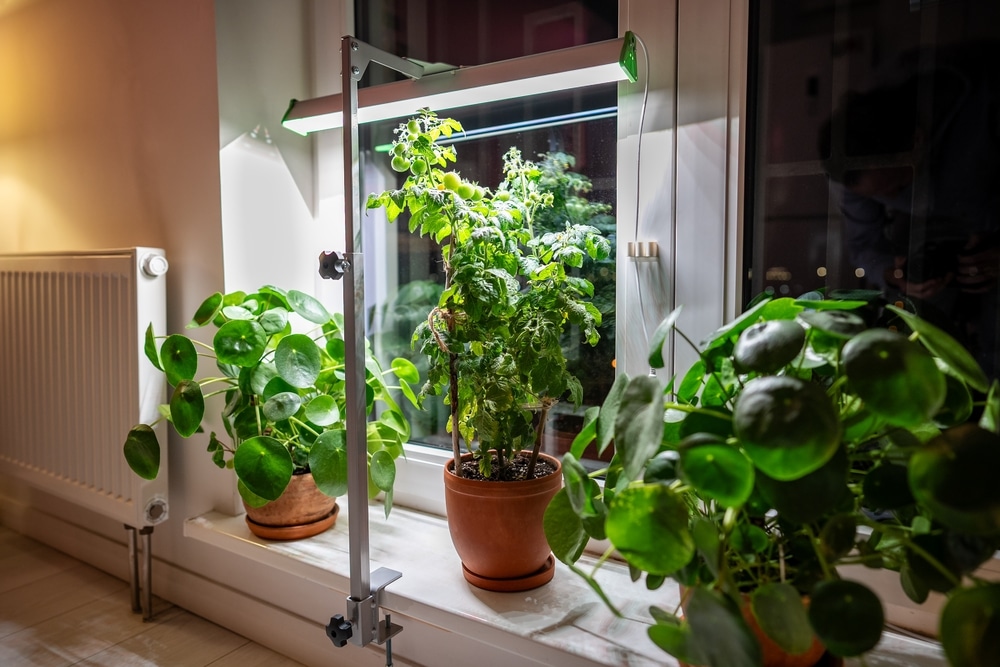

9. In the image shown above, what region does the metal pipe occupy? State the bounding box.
[125,525,141,613]
[140,526,153,621]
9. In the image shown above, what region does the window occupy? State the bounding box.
[746,0,1000,380]
[354,1,621,467]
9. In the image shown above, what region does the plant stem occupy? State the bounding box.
[663,403,733,421]
[526,399,554,479]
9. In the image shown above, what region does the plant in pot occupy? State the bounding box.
[545,295,1000,666]
[123,286,419,539]
[366,109,611,590]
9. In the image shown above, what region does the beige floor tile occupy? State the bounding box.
[0,543,80,594]
[207,641,308,667]
[0,562,127,638]
[77,609,251,667]
[0,590,180,667]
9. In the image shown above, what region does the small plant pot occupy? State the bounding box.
[243,472,339,540]
[443,451,562,591]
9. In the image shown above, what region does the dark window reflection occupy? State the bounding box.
[748,0,1000,378]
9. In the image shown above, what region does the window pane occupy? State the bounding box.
[360,87,618,454]
[355,0,617,86]
[748,0,1000,379]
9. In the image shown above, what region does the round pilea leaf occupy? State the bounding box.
[750,582,816,656]
[935,370,974,428]
[160,334,198,386]
[843,328,946,428]
[733,319,806,373]
[733,376,841,481]
[275,333,322,388]
[797,309,866,339]
[755,444,849,523]
[909,423,1000,535]
[940,583,1000,667]
[678,437,755,509]
[123,425,160,480]
[213,319,267,367]
[606,484,694,575]
[862,463,914,511]
[262,391,301,422]
[288,289,332,324]
[233,435,293,501]
[305,395,340,426]
[808,580,884,657]
[169,380,205,438]
[309,430,347,497]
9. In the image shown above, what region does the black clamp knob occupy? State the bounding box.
[326,614,353,648]
[319,250,350,280]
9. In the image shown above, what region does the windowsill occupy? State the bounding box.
[184,496,947,667]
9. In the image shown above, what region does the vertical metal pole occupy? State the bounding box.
[341,35,372,612]
[125,525,141,613]
[140,526,153,622]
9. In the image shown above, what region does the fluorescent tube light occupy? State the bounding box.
[282,38,628,135]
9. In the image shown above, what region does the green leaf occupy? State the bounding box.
[390,357,420,384]
[160,334,198,386]
[237,479,271,508]
[259,307,289,334]
[648,306,683,369]
[685,588,761,667]
[843,328,947,428]
[143,324,162,371]
[678,439,755,509]
[305,395,340,426]
[980,380,1000,434]
[213,320,267,367]
[274,333,321,388]
[820,514,858,561]
[544,488,588,564]
[169,380,205,437]
[940,584,1000,667]
[262,391,301,422]
[309,430,348,497]
[370,450,396,493]
[908,424,1000,535]
[751,582,816,655]
[793,299,868,310]
[606,484,693,575]
[615,376,665,481]
[188,292,223,327]
[597,373,629,455]
[648,621,697,664]
[233,435,294,501]
[288,289,333,324]
[569,406,599,459]
[808,580,884,657]
[888,305,989,393]
[733,376,841,481]
[123,425,160,480]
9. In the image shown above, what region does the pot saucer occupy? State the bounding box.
[462,554,556,592]
[245,503,340,540]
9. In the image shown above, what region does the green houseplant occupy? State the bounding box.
[123,286,418,537]
[366,109,611,589]
[546,295,1000,666]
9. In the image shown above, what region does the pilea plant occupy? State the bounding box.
[123,286,418,517]
[366,109,611,480]
[546,296,1000,666]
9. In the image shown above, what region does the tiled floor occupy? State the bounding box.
[0,525,305,667]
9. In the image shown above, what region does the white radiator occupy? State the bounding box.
[0,247,170,530]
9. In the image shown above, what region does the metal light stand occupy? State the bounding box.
[319,36,424,660]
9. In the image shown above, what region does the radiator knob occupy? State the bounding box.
[141,253,169,277]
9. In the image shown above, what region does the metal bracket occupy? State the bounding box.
[345,567,403,647]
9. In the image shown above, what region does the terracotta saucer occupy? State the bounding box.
[245,503,340,540]
[462,554,556,592]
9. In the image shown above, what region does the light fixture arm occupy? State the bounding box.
[321,35,423,652]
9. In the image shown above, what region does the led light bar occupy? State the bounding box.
[282,37,628,135]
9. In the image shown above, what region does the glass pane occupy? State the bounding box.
[355,0,618,86]
[748,0,1000,379]
[360,87,618,455]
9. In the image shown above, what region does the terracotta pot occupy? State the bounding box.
[679,589,843,667]
[243,472,339,540]
[443,451,562,591]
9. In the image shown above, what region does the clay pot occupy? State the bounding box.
[443,451,562,591]
[243,472,339,540]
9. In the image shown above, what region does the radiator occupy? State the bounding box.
[0,248,170,530]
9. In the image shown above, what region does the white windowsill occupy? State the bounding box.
[184,494,948,667]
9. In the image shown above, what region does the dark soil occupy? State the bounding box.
[456,453,556,482]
